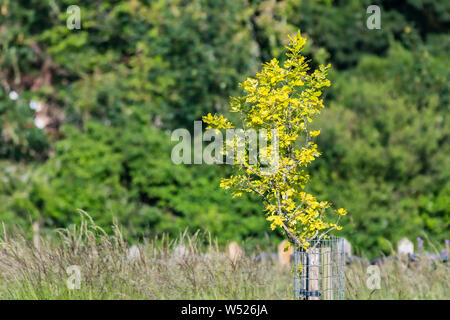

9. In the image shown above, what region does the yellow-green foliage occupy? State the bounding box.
[203,32,347,249]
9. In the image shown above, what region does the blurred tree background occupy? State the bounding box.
[0,0,448,256]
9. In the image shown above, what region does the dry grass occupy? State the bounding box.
[346,256,449,299]
[0,214,448,300]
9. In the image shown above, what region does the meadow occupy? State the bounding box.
[1,2,448,301]
[0,216,447,300]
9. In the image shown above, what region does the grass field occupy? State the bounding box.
[0,216,448,300]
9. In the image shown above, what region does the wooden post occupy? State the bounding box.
[322,246,332,300]
[308,248,320,300]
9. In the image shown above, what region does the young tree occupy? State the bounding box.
[203,31,347,250]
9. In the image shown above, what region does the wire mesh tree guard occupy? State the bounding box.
[294,236,345,300]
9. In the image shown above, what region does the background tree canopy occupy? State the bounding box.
[0,0,448,256]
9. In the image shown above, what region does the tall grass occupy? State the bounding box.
[0,214,448,300]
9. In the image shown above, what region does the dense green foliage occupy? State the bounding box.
[311,43,449,252]
[0,0,448,256]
